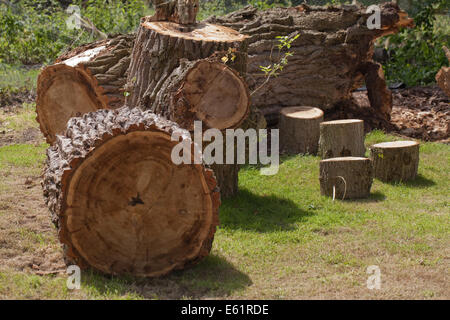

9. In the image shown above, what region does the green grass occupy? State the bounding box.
[0,65,39,92]
[0,128,448,299]
[0,143,47,169]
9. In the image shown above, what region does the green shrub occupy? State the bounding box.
[383,0,450,86]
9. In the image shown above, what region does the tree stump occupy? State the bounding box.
[279,106,323,155]
[126,16,250,198]
[318,119,366,159]
[370,141,420,182]
[36,34,135,144]
[43,107,220,277]
[319,157,373,200]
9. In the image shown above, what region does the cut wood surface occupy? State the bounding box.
[279,106,323,155]
[318,119,366,159]
[319,157,373,200]
[36,34,135,144]
[370,140,420,182]
[207,2,414,120]
[43,107,220,277]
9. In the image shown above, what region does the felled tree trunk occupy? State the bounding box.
[206,2,414,122]
[436,46,450,97]
[43,107,220,277]
[36,34,135,144]
[370,141,419,182]
[318,119,366,159]
[319,157,373,200]
[126,18,250,198]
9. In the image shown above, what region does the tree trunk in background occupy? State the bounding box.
[436,46,450,98]
[43,107,220,277]
[206,2,414,123]
[36,34,135,144]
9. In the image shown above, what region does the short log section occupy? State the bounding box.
[43,107,220,277]
[370,141,420,182]
[318,119,366,159]
[319,157,373,200]
[279,106,323,155]
[36,34,135,144]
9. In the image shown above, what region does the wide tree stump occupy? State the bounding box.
[370,141,420,182]
[36,34,135,144]
[318,119,366,159]
[319,157,373,200]
[43,107,220,277]
[279,106,323,155]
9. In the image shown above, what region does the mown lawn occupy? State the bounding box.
[0,106,448,299]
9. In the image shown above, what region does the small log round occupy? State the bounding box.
[43,107,220,277]
[318,119,366,159]
[279,106,324,155]
[36,34,135,144]
[319,157,373,200]
[370,141,420,182]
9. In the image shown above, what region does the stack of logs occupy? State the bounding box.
[39,0,252,277]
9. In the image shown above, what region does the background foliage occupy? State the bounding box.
[0,0,449,87]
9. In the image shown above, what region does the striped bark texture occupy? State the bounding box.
[42,107,220,277]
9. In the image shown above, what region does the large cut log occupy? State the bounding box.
[206,2,414,122]
[279,106,323,155]
[152,58,250,131]
[319,157,373,200]
[370,141,419,182]
[43,107,220,277]
[436,46,450,97]
[318,119,366,159]
[126,16,251,198]
[36,34,135,144]
[125,18,249,121]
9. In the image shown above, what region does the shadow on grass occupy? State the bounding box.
[385,174,436,189]
[219,188,314,232]
[346,191,387,203]
[82,254,251,299]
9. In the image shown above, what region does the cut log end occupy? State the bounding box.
[318,119,366,159]
[44,107,220,277]
[174,60,250,130]
[370,140,420,183]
